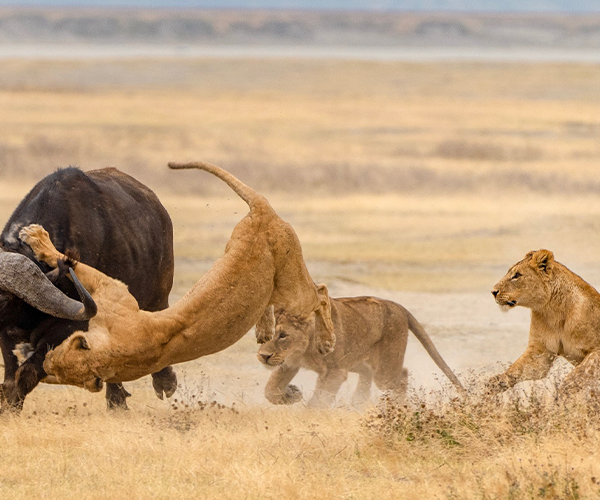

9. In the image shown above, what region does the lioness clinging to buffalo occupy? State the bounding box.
[257,285,464,408]
[488,249,600,394]
[17,162,334,393]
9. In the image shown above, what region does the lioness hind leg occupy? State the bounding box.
[19,224,63,268]
[374,361,409,402]
[376,368,409,405]
[255,305,275,344]
[371,323,408,401]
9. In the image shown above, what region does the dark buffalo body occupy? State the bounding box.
[0,167,176,411]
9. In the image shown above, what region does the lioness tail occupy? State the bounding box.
[168,161,265,209]
[405,309,465,391]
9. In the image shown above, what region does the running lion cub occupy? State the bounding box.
[257,285,464,407]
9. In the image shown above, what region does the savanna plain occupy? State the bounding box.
[1,57,600,499]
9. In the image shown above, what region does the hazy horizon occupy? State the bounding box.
[0,0,599,13]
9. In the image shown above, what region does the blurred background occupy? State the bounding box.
[1,0,600,400]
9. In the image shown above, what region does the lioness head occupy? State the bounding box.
[43,329,116,392]
[257,310,312,367]
[492,249,555,311]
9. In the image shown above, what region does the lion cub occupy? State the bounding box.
[257,284,464,408]
[489,249,600,394]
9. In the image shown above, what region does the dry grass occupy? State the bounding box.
[2,58,600,499]
[366,376,600,499]
[4,373,600,499]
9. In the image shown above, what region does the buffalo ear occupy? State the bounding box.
[531,249,554,273]
[72,335,90,350]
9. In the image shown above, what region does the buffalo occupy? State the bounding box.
[0,167,176,411]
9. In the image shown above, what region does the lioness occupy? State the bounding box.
[16,162,334,393]
[488,249,600,393]
[257,284,464,407]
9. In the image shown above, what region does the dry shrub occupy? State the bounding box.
[366,373,600,456]
[365,373,600,498]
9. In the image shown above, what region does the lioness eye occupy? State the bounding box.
[511,272,521,280]
[279,332,287,339]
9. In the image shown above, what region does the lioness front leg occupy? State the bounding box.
[309,368,348,408]
[265,364,302,405]
[20,224,103,293]
[19,224,62,268]
[255,305,275,344]
[486,344,555,394]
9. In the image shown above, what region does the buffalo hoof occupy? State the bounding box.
[105,383,131,410]
[0,382,24,415]
[152,366,178,400]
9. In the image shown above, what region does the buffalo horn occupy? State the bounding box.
[0,252,96,321]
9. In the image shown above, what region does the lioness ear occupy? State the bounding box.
[531,249,554,273]
[315,283,334,336]
[72,335,90,350]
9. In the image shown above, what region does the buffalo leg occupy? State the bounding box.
[105,383,131,410]
[8,349,46,411]
[0,332,21,413]
[151,366,178,400]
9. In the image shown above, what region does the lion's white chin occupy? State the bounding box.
[499,303,516,312]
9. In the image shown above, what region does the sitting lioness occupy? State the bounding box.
[257,284,464,407]
[488,249,600,393]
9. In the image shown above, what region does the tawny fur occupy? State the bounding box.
[488,249,600,393]
[18,162,334,392]
[257,284,464,408]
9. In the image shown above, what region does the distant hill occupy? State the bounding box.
[0,1,599,13]
[1,8,600,48]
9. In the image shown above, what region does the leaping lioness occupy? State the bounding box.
[488,249,600,393]
[18,162,334,393]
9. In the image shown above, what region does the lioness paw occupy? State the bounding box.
[285,384,302,404]
[484,374,513,395]
[266,385,303,405]
[19,224,57,264]
[316,335,336,356]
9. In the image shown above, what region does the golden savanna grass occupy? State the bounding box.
[1,58,600,498]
